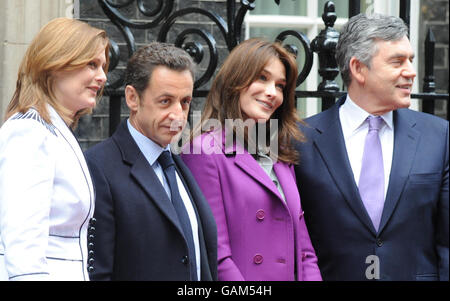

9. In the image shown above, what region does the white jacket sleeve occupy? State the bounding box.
[0,119,55,280]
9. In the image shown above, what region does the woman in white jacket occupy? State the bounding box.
[0,18,109,281]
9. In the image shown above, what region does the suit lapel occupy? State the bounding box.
[312,101,376,234]
[273,162,296,206]
[130,155,183,231]
[378,110,419,233]
[113,121,184,236]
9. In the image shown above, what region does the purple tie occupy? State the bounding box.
[358,116,385,231]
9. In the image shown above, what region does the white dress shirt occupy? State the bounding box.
[127,119,201,280]
[339,96,394,199]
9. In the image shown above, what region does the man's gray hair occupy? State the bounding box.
[336,13,409,87]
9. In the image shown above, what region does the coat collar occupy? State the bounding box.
[205,128,287,203]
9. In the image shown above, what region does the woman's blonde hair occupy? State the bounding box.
[193,38,305,164]
[5,18,110,127]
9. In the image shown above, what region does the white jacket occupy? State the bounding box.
[0,105,95,281]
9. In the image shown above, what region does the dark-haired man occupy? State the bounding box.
[86,42,217,281]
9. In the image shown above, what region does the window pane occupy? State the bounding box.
[252,0,307,16]
[360,0,374,14]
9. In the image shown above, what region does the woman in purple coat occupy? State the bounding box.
[181,38,321,281]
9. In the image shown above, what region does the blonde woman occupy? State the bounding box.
[0,18,109,281]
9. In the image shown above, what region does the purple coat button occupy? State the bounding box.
[256,209,265,220]
[253,254,263,264]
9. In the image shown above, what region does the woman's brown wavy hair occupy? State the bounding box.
[193,38,305,164]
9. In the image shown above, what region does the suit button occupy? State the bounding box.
[253,254,263,264]
[87,266,94,273]
[181,256,189,264]
[376,239,383,247]
[89,218,96,226]
[88,234,95,242]
[88,258,95,265]
[88,227,95,234]
[88,242,94,250]
[256,209,265,221]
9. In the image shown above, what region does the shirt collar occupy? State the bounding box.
[127,119,171,166]
[341,95,393,132]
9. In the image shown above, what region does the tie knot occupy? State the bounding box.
[367,116,383,131]
[158,150,175,170]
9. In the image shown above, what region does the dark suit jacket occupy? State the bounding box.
[85,120,217,281]
[295,96,449,281]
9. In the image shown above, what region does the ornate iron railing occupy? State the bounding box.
[97,0,449,136]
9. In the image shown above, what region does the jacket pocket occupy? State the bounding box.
[408,173,441,184]
[415,273,438,281]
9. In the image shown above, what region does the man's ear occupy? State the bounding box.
[349,57,367,85]
[125,85,140,112]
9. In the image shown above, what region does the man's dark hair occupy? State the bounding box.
[124,42,196,96]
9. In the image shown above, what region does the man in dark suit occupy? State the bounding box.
[295,13,448,281]
[85,42,217,281]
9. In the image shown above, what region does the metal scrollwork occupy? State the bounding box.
[275,30,313,87]
[98,0,175,89]
[91,0,449,137]
[156,7,226,89]
[311,1,340,92]
[102,0,174,29]
[99,0,286,92]
[172,28,218,89]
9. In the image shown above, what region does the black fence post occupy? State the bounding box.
[400,0,411,36]
[109,94,122,136]
[348,0,360,18]
[311,1,340,111]
[422,28,436,115]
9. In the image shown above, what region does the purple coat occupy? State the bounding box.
[181,130,322,281]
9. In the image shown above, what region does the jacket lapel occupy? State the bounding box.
[49,105,95,207]
[378,110,419,233]
[311,100,376,234]
[218,129,283,200]
[273,162,296,205]
[234,154,283,199]
[112,121,183,236]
